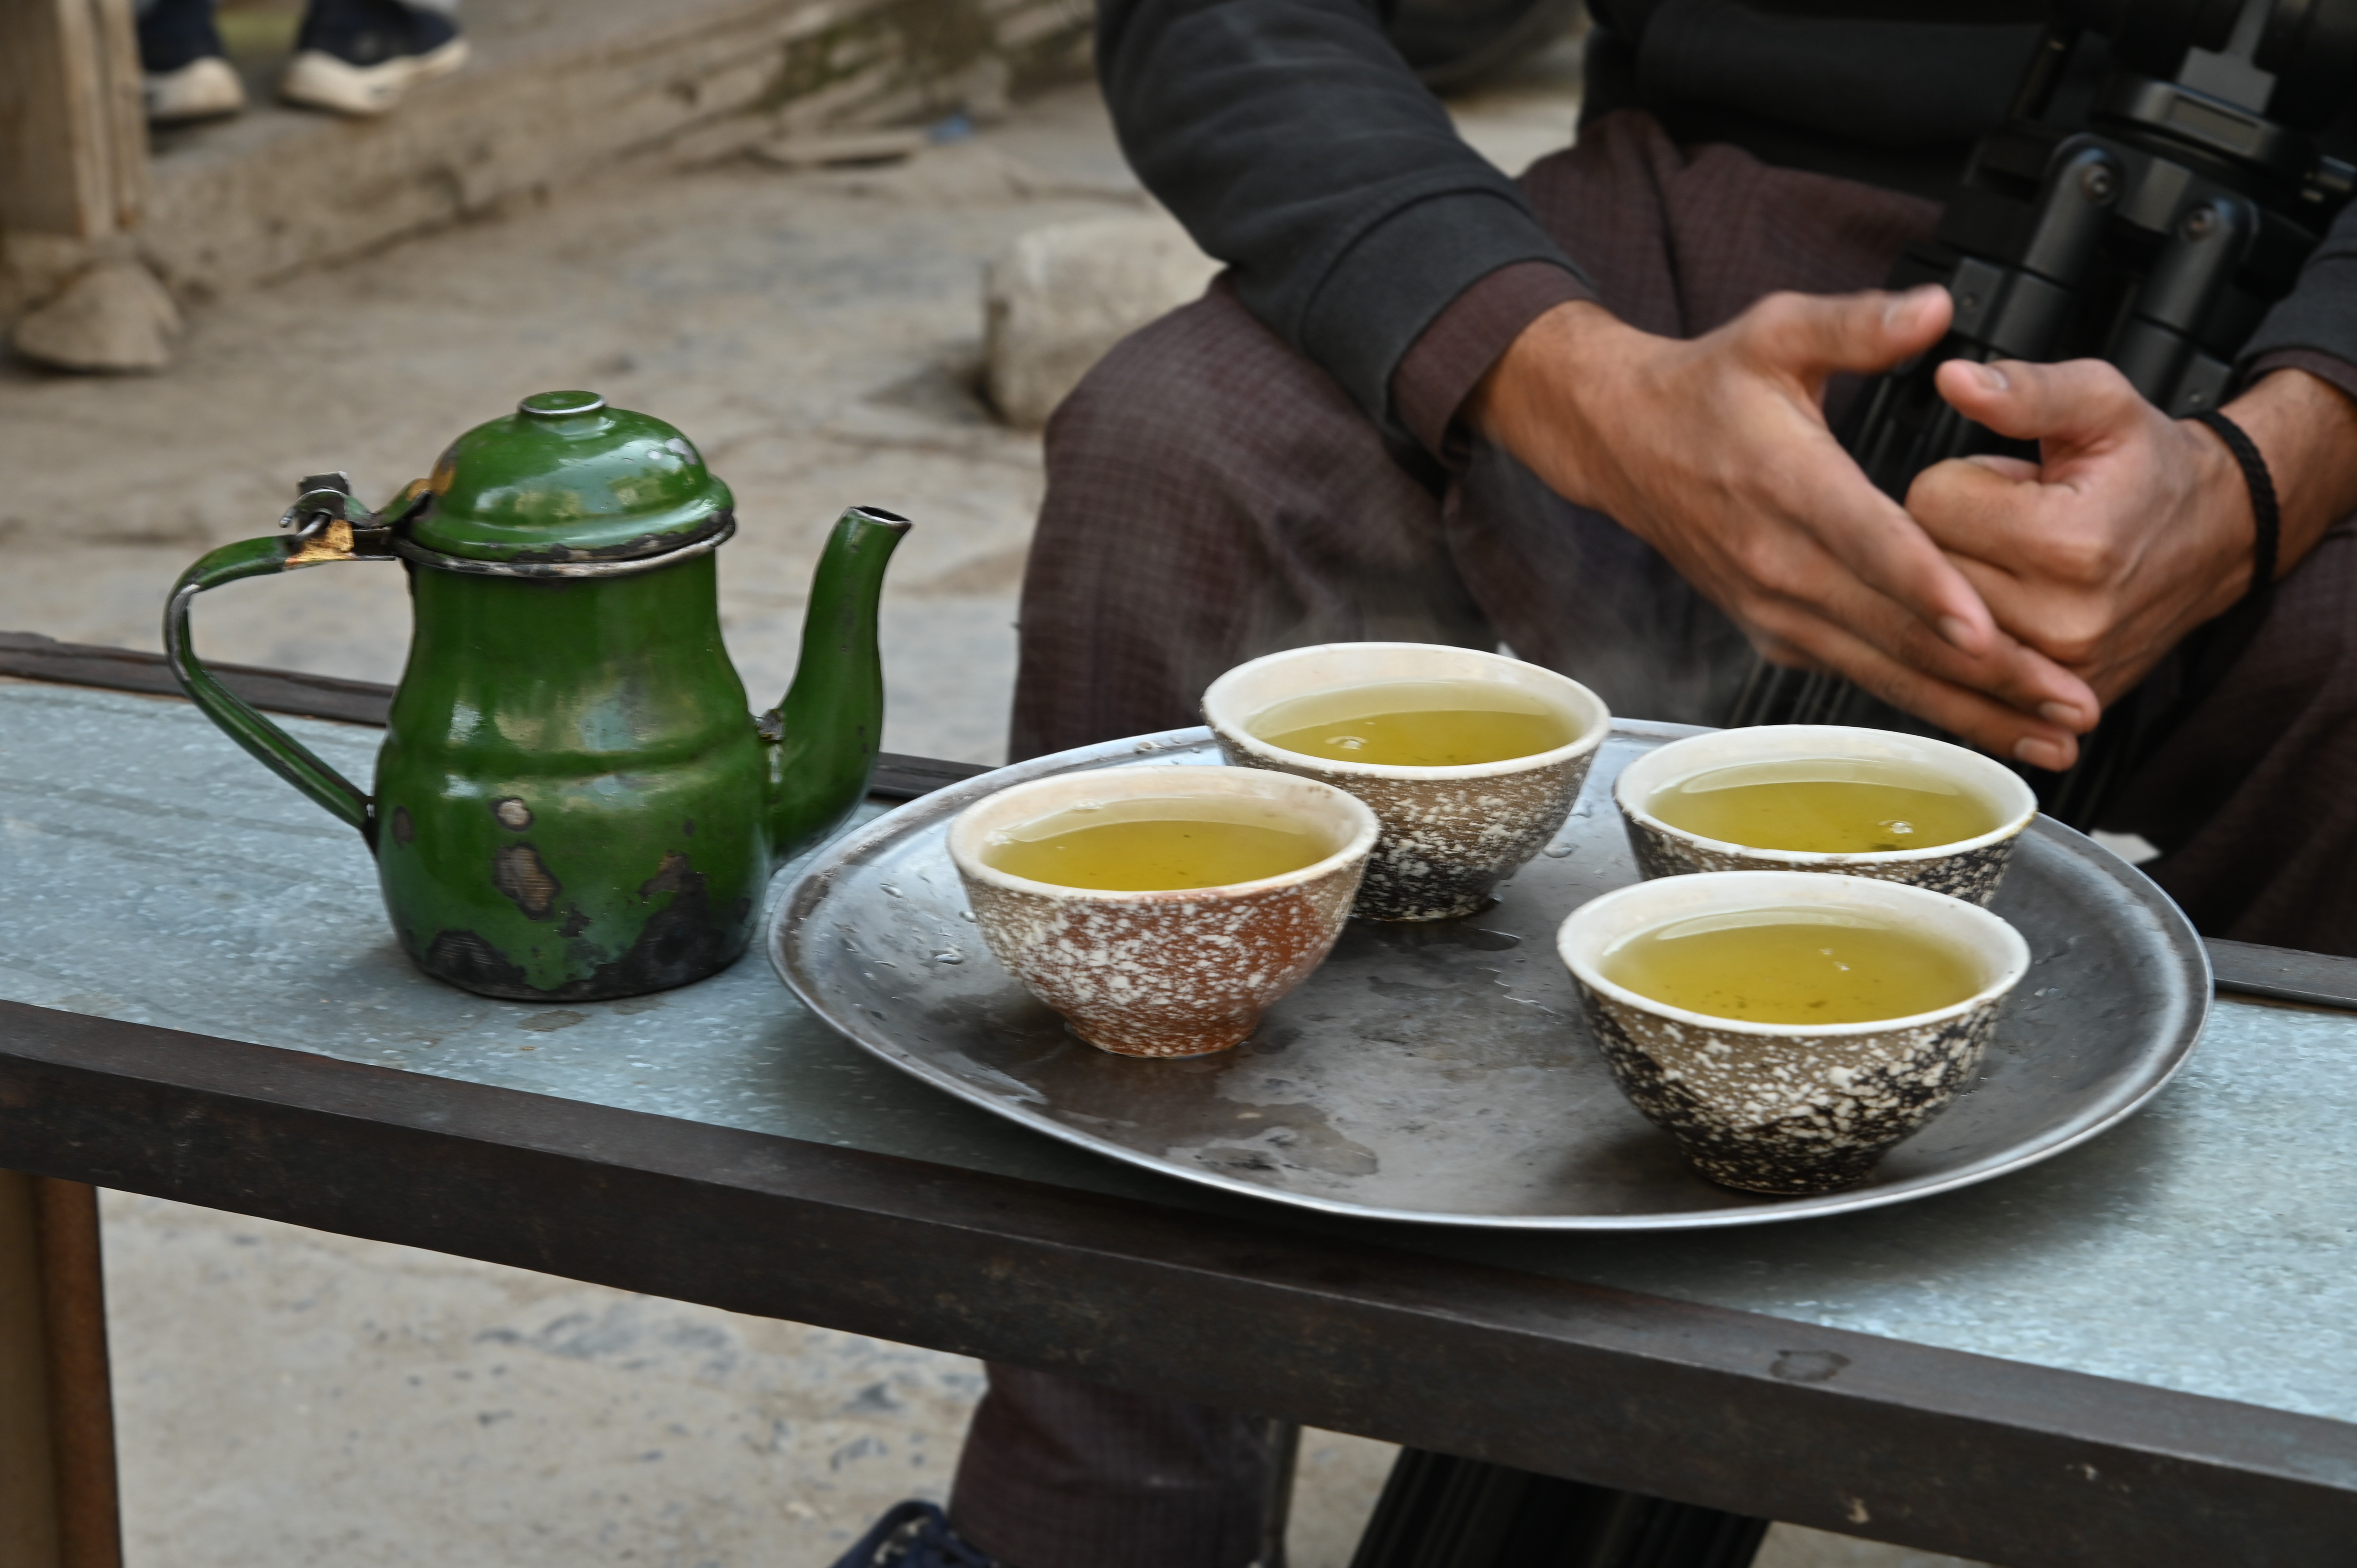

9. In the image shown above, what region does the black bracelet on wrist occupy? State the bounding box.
[2189,408,2279,605]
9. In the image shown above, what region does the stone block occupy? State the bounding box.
[983,209,1219,428]
[10,257,179,372]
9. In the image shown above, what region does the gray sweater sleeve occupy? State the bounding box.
[1097,0,1588,428]
[2242,198,2357,381]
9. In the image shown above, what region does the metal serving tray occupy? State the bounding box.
[770,724,2209,1231]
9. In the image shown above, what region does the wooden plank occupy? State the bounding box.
[0,630,404,727]
[89,0,145,230]
[0,0,147,238]
[0,1174,119,1568]
[31,1182,117,1568]
[0,1172,65,1568]
[2207,937,2357,1010]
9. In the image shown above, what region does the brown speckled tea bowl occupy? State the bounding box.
[1556,871,2031,1195]
[948,765,1379,1058]
[1202,643,1610,922]
[1613,725,2039,907]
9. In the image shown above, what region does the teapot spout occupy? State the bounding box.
[764,505,912,861]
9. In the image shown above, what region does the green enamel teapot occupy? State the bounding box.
[164,390,909,1001]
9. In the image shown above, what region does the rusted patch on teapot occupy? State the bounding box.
[413,848,747,1001]
[493,843,562,918]
[638,849,701,902]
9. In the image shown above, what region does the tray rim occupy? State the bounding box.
[771,724,2213,1232]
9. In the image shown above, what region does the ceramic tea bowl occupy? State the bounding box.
[947,765,1379,1058]
[1556,871,2030,1195]
[1613,725,2039,907]
[1202,643,1610,921]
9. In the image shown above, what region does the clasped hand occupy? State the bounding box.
[1907,355,2254,719]
[1472,288,2268,772]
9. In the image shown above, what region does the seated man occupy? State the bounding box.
[845,4,2357,1565]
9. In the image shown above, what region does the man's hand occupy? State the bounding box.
[1468,291,2099,769]
[1910,362,2357,705]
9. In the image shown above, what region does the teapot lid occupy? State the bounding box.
[407,392,733,565]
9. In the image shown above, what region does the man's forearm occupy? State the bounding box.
[1100,0,1580,428]
[2220,367,2357,584]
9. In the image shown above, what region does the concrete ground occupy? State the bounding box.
[4,60,1985,1568]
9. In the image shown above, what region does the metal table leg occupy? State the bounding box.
[0,1174,122,1568]
[1350,1449,1767,1568]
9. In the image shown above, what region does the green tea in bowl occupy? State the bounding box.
[1248,679,1580,768]
[1613,726,2038,906]
[1643,758,2001,856]
[1202,644,1610,922]
[1558,870,2030,1195]
[982,802,1332,891]
[1600,905,1985,1025]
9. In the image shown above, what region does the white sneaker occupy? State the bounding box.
[144,55,246,124]
[279,35,468,117]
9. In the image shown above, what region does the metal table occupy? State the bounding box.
[2,651,2355,1566]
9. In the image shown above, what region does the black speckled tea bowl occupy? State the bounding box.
[1613,724,2039,908]
[948,765,1379,1058]
[1556,871,2031,1195]
[1202,643,1610,922]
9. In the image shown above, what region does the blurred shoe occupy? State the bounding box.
[828,1501,1007,1568]
[280,0,466,117]
[138,0,244,123]
[145,55,247,124]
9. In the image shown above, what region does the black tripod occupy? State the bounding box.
[1725,0,2357,826]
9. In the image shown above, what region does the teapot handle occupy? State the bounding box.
[162,480,415,841]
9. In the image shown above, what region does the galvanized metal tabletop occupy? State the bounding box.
[4,676,2355,1565]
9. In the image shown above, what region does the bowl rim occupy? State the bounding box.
[1611,724,2039,866]
[946,763,1382,902]
[1200,641,1611,782]
[1555,869,2033,1038]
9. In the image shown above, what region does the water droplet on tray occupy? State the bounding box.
[1542,842,1576,859]
[933,949,965,965]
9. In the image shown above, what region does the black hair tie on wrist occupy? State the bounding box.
[2189,408,2279,608]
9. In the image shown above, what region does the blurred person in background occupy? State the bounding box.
[138,0,465,122]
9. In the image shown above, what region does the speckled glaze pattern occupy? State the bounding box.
[1622,817,2022,907]
[1216,740,1593,920]
[957,860,1367,1057]
[1576,985,2004,1194]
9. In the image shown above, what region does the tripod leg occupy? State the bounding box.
[1260,1419,1303,1568]
[1347,1449,1768,1568]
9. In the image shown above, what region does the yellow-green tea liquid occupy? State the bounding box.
[1603,908,1982,1024]
[1251,679,1577,767]
[1648,758,1997,853]
[986,810,1328,891]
